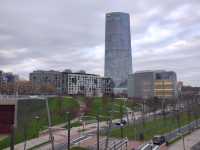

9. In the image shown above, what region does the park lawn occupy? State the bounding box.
[110,113,200,141]
[86,97,127,120]
[0,135,8,141]
[0,97,80,149]
[70,147,88,150]
[49,96,80,125]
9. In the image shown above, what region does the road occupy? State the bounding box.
[36,111,151,150]
[4,110,162,150]
[168,128,200,150]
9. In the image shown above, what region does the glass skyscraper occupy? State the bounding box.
[104,12,132,88]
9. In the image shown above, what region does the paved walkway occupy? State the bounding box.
[4,135,49,150]
[3,111,142,150]
[168,128,200,150]
[0,135,8,141]
[128,140,143,150]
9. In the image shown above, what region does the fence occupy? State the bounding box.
[138,118,200,150]
[88,138,128,150]
[164,119,200,143]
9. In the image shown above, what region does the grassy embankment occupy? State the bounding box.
[0,96,79,149]
[110,112,200,141]
[0,96,137,149]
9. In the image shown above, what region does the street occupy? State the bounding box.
[168,128,200,150]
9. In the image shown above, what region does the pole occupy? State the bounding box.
[179,94,186,150]
[133,112,136,140]
[23,123,27,150]
[45,98,54,150]
[182,134,186,150]
[97,114,100,150]
[105,80,114,150]
[10,125,15,150]
[67,112,71,150]
[177,96,186,150]
[120,100,123,138]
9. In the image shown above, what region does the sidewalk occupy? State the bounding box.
[3,111,141,150]
[168,128,200,150]
[4,135,49,150]
[3,119,114,150]
[0,135,8,141]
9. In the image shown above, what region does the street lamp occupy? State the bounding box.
[66,112,71,150]
[79,114,100,150]
[96,114,100,150]
[45,98,54,150]
[34,115,40,137]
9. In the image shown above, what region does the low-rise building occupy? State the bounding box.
[128,70,178,99]
[100,77,113,96]
[30,70,62,94]
[0,70,19,95]
[0,71,3,87]
[181,86,200,96]
[30,70,113,96]
[65,71,101,96]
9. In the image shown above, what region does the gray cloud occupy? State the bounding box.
[0,0,200,86]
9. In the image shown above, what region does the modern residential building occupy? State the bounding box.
[128,70,178,99]
[128,71,154,99]
[30,70,62,94]
[100,77,114,96]
[177,81,183,96]
[181,86,200,96]
[104,12,132,88]
[0,70,19,86]
[1,72,19,85]
[30,70,113,96]
[0,71,19,95]
[0,71,3,86]
[64,71,101,96]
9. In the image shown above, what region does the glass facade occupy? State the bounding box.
[105,12,132,88]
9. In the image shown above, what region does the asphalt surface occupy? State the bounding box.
[168,128,200,150]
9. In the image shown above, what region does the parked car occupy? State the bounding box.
[152,135,166,145]
[115,119,127,126]
[121,119,127,125]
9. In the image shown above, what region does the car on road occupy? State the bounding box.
[152,135,166,145]
[114,120,127,127]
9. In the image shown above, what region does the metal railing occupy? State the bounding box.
[138,119,200,150]
[164,119,200,143]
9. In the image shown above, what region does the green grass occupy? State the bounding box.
[85,97,126,120]
[167,131,192,145]
[0,97,80,149]
[28,140,50,150]
[110,113,200,141]
[49,97,80,125]
[0,96,137,149]
[70,147,88,150]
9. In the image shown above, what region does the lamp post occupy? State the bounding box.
[132,111,137,140]
[34,115,40,137]
[96,114,100,150]
[120,100,123,138]
[66,112,71,150]
[178,94,186,150]
[80,114,100,150]
[10,125,15,150]
[45,98,54,150]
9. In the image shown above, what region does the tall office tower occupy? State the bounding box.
[104,12,132,88]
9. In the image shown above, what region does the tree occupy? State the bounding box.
[82,97,93,115]
[17,80,33,95]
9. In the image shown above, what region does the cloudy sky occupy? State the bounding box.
[0,0,200,86]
